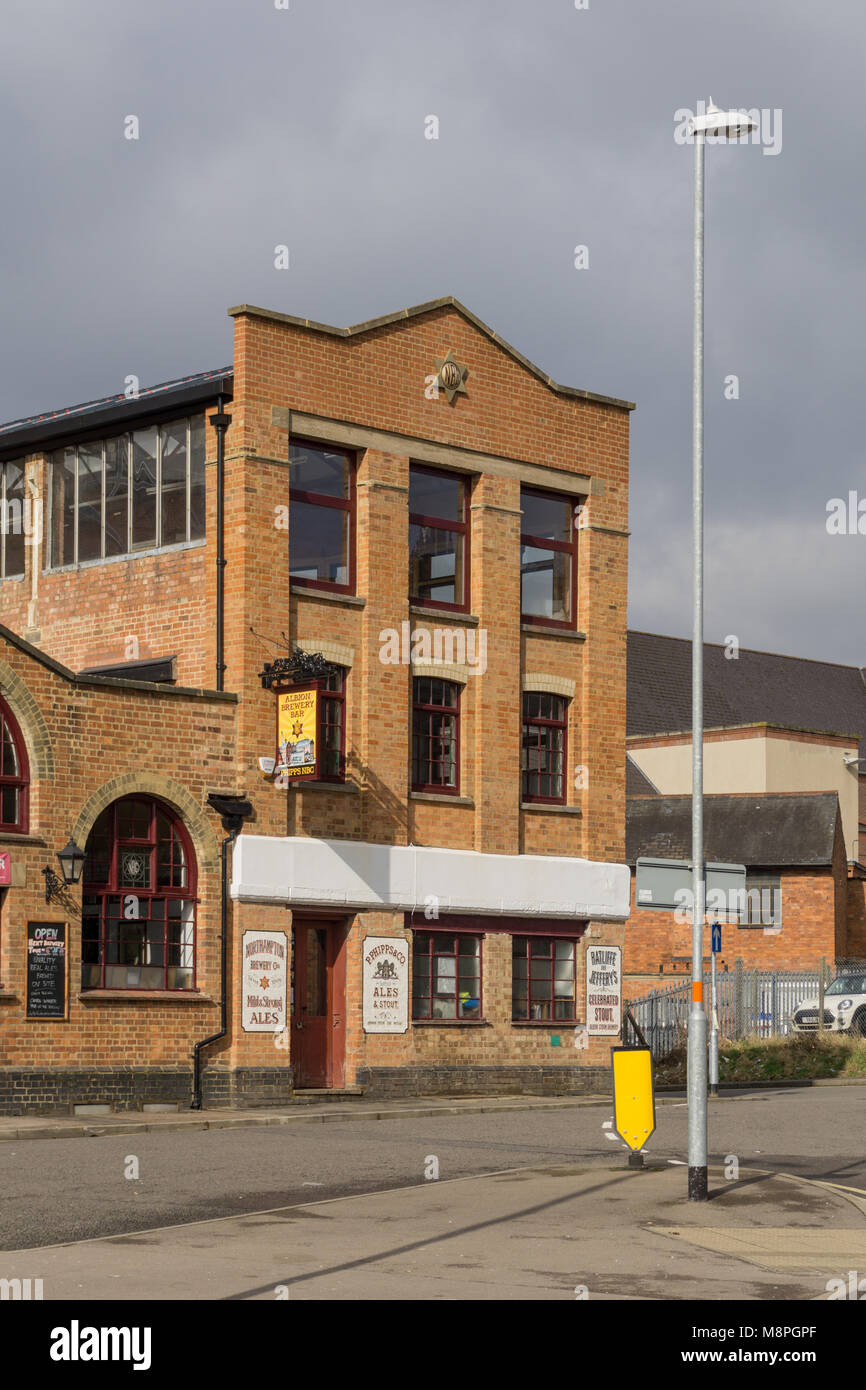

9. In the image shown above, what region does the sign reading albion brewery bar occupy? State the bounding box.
[275,685,319,785]
[241,930,288,1032]
[362,937,409,1033]
[585,944,622,1037]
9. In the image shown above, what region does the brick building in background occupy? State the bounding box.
[624,632,866,990]
[0,296,633,1112]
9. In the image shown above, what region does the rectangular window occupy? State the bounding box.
[48,416,206,567]
[412,932,482,1020]
[289,441,354,592]
[520,486,578,628]
[0,460,26,578]
[512,936,577,1021]
[409,464,468,610]
[739,874,782,929]
[412,677,459,793]
[318,669,346,782]
[522,692,568,803]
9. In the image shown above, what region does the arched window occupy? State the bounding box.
[81,796,197,991]
[0,699,29,832]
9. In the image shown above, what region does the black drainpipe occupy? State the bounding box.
[210,397,232,693]
[191,796,252,1110]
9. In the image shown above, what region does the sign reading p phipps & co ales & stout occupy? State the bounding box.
[362,936,409,1033]
[242,930,288,1032]
[585,943,622,1037]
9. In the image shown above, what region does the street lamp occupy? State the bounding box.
[42,838,86,903]
[687,98,757,1203]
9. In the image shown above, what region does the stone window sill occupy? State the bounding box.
[0,990,18,1003]
[521,625,587,642]
[410,792,475,807]
[511,1020,583,1027]
[0,832,47,846]
[521,803,582,816]
[412,1019,491,1027]
[295,780,360,794]
[79,990,214,1003]
[409,604,480,626]
[290,583,366,608]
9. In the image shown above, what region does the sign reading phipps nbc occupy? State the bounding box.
[275,684,319,784]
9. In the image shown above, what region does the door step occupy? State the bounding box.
[289,1087,365,1104]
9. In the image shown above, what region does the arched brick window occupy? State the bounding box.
[81,796,197,991]
[0,699,29,832]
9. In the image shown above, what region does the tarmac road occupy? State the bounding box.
[1,1085,864,1251]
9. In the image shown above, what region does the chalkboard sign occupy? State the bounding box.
[26,922,68,1020]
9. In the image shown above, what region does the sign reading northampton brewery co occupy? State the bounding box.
[275,684,319,784]
[585,944,622,1037]
[241,930,288,1032]
[26,922,68,1020]
[362,937,409,1033]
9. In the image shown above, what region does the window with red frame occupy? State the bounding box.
[0,699,28,831]
[318,668,346,781]
[412,931,482,1019]
[409,465,468,610]
[81,796,196,991]
[522,692,568,803]
[520,486,578,627]
[412,677,459,793]
[289,441,355,592]
[512,936,578,1021]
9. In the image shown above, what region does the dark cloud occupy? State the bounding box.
[1,0,862,663]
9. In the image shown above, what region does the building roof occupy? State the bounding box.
[626,791,841,868]
[228,297,636,412]
[626,754,659,796]
[628,630,866,745]
[0,367,233,459]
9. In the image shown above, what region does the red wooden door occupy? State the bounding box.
[291,920,346,1088]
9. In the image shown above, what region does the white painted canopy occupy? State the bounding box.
[231,835,631,921]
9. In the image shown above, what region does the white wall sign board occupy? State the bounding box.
[363,936,409,1034]
[241,930,288,1032]
[586,944,622,1036]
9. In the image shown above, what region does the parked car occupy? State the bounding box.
[791,973,866,1035]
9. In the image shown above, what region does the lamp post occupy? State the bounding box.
[686,99,756,1202]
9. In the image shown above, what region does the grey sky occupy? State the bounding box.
[2,0,862,664]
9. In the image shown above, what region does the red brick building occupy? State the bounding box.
[0,297,633,1112]
[624,632,866,987]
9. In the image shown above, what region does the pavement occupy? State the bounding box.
[2,1158,862,1300]
[4,1079,860,1142]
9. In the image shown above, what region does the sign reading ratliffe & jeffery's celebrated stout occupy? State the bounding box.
[362,936,409,1033]
[585,944,622,1037]
[275,685,319,783]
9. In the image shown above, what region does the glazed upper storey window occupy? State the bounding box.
[0,460,26,579]
[409,465,468,611]
[48,416,205,566]
[0,698,29,832]
[520,486,578,628]
[289,441,355,593]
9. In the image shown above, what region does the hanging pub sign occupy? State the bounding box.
[241,930,289,1032]
[26,922,68,1021]
[585,943,622,1037]
[275,684,319,784]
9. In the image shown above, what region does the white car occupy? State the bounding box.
[791,973,866,1036]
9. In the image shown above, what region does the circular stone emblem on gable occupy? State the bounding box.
[432,350,469,404]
